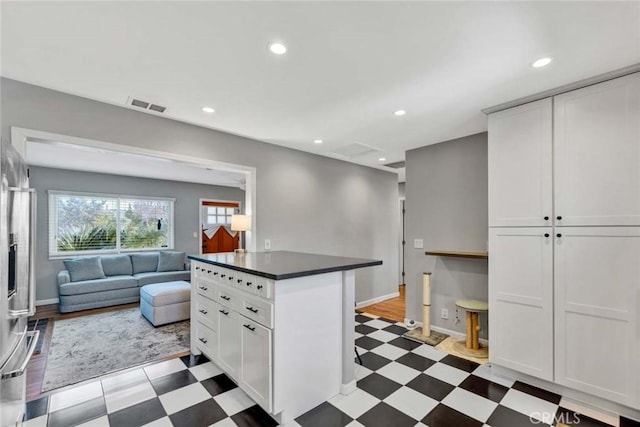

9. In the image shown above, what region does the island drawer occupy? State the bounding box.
[195,295,219,330]
[240,293,274,329]
[244,274,274,299]
[217,284,240,311]
[195,278,217,301]
[195,321,217,356]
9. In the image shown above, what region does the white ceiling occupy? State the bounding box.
[25,140,247,189]
[2,1,640,171]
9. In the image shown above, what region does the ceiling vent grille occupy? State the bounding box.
[127,97,167,113]
[331,142,379,158]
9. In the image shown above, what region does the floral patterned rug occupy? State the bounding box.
[42,308,189,391]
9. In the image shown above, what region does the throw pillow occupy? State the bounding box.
[100,254,133,276]
[63,257,106,282]
[131,253,159,274]
[157,251,185,272]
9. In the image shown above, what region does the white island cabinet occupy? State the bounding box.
[188,251,382,425]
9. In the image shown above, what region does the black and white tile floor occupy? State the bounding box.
[23,313,640,427]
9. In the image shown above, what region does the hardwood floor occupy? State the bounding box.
[357,284,406,323]
[26,302,140,401]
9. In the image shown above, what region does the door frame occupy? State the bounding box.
[199,198,242,255]
[11,127,257,252]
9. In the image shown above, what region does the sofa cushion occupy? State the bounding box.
[131,253,159,274]
[134,271,191,287]
[157,251,185,272]
[100,254,133,276]
[58,275,138,296]
[63,257,106,282]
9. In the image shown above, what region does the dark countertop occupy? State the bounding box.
[187,251,382,280]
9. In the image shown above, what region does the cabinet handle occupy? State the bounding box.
[228,277,234,281]
[199,309,208,315]
[207,270,212,274]
[544,216,549,221]
[556,233,562,238]
[213,272,219,276]
[556,216,562,220]
[199,337,208,344]
[237,279,243,283]
[221,274,226,278]
[544,233,550,238]
[243,324,256,332]
[246,282,252,287]
[257,285,263,290]
[195,266,200,270]
[199,286,208,291]
[246,307,258,313]
[219,309,229,315]
[221,295,230,301]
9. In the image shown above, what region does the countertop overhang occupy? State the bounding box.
[188,251,382,280]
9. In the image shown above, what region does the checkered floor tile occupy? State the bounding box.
[23,313,640,427]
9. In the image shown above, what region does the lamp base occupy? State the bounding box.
[234,248,247,255]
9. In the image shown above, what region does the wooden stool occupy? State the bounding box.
[454,299,488,358]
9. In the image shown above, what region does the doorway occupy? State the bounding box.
[200,200,241,254]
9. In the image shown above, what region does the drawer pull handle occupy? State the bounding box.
[199,309,208,315]
[199,337,208,344]
[199,286,208,291]
[213,272,219,276]
[243,324,256,332]
[544,233,550,238]
[219,309,229,316]
[246,307,258,313]
[195,266,200,270]
[207,270,212,274]
[221,274,226,278]
[246,282,252,287]
[237,279,243,283]
[221,295,231,301]
[257,285,263,290]
[228,277,234,280]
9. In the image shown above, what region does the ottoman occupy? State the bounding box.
[140,281,191,326]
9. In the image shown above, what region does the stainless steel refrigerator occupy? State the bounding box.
[0,139,38,426]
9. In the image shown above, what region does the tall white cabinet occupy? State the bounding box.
[488,72,640,409]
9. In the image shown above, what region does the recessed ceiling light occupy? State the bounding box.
[313,139,323,144]
[202,106,215,113]
[531,57,552,68]
[378,157,387,162]
[394,110,406,116]
[269,42,287,55]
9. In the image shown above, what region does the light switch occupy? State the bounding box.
[413,239,424,249]
[264,239,271,250]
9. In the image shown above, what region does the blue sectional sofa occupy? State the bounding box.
[57,251,191,313]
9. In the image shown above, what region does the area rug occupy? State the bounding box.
[42,308,190,391]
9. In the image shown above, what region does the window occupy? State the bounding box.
[206,206,237,225]
[49,191,175,257]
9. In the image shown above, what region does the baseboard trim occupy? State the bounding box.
[403,318,488,346]
[356,292,399,308]
[36,298,59,306]
[340,380,357,395]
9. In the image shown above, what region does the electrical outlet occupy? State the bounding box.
[264,239,271,250]
[441,308,449,319]
[413,239,424,249]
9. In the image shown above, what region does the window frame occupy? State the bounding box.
[48,190,176,259]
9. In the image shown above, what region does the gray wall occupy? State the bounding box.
[1,78,398,304]
[398,182,405,198]
[30,166,245,301]
[405,132,488,338]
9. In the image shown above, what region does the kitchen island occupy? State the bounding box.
[187,251,382,425]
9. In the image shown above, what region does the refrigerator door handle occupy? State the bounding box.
[0,331,39,379]
[8,187,37,318]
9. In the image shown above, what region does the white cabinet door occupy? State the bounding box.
[488,98,553,227]
[554,73,640,226]
[240,317,273,412]
[554,227,640,407]
[217,307,240,378]
[488,228,553,380]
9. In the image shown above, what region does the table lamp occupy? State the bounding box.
[231,214,251,254]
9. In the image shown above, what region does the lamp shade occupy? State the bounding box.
[231,214,251,232]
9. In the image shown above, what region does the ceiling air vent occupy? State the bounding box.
[331,142,379,158]
[127,97,167,113]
